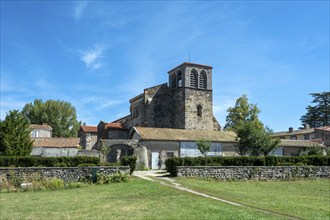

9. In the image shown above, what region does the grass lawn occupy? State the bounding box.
[0,178,281,220]
[176,178,330,220]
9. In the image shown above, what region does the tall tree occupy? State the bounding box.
[0,110,34,156]
[300,92,330,128]
[224,95,279,156]
[22,99,81,137]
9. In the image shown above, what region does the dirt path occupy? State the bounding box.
[133,170,300,220]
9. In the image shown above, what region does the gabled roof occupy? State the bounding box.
[80,126,97,133]
[33,138,80,148]
[315,126,330,132]
[106,123,127,130]
[272,128,315,136]
[278,140,325,148]
[133,127,236,142]
[29,124,52,130]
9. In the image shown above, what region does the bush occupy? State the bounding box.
[121,156,137,175]
[0,156,100,167]
[77,163,96,167]
[165,155,330,176]
[96,172,130,184]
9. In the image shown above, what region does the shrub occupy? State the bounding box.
[54,162,67,167]
[96,172,130,184]
[77,163,96,167]
[165,155,330,176]
[121,156,137,175]
[0,156,100,167]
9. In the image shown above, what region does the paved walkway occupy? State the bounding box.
[133,170,300,220]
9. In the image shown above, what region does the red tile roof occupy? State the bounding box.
[29,124,53,130]
[315,126,330,132]
[80,126,98,133]
[105,123,126,130]
[33,138,80,148]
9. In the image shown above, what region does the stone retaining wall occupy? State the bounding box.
[0,166,130,182]
[177,166,330,180]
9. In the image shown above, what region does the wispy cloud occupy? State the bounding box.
[80,44,108,71]
[73,1,88,21]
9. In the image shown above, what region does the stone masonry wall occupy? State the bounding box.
[0,167,130,183]
[177,166,330,180]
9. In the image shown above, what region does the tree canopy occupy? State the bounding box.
[224,95,279,156]
[0,110,34,156]
[22,99,81,137]
[300,92,329,128]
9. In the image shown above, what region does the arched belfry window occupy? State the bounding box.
[177,70,182,88]
[172,74,177,88]
[190,70,197,88]
[197,105,202,117]
[199,71,207,89]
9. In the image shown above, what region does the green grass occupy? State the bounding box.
[175,178,330,220]
[0,178,282,220]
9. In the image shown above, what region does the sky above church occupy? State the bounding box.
[1,1,329,132]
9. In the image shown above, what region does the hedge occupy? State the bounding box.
[165,156,330,176]
[0,156,100,167]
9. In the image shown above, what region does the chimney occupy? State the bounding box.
[304,124,310,129]
[289,127,293,133]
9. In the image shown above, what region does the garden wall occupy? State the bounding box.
[0,166,130,182]
[177,166,330,180]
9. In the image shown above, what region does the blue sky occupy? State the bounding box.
[1,1,329,132]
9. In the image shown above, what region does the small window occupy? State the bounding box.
[32,130,39,138]
[190,70,197,88]
[197,105,202,117]
[166,152,174,158]
[304,135,310,140]
[290,136,297,140]
[177,71,182,88]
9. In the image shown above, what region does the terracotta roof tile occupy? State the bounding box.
[106,123,126,130]
[80,126,97,133]
[29,124,53,130]
[134,127,236,142]
[278,140,325,148]
[33,138,80,148]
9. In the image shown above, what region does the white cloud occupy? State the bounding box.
[80,45,108,71]
[73,1,88,21]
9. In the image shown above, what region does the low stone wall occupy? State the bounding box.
[177,166,330,180]
[0,166,130,182]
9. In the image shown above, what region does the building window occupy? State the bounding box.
[190,70,197,88]
[197,105,202,117]
[172,74,176,88]
[304,135,310,140]
[199,71,207,89]
[166,152,174,158]
[177,70,182,88]
[32,130,39,138]
[290,136,297,140]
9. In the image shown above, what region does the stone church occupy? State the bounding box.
[116,62,221,132]
[80,62,237,169]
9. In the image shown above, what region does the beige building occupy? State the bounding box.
[272,126,330,147]
[29,124,52,138]
[78,126,98,150]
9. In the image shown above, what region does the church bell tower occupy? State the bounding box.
[168,62,214,130]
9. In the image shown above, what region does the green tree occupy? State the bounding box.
[300,92,330,128]
[196,138,211,165]
[22,99,82,137]
[0,110,34,156]
[224,95,279,156]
